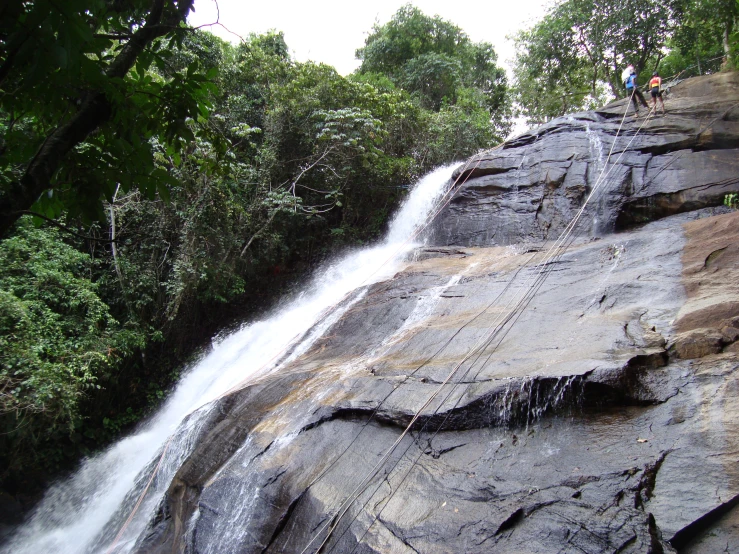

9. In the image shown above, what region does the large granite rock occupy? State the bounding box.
[430,71,739,247]
[129,74,739,554]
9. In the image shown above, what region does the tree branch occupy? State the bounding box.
[93,33,133,40]
[108,184,135,315]
[240,209,277,258]
[288,146,333,197]
[19,211,115,242]
[0,0,195,239]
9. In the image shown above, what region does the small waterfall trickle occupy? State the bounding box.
[491,374,585,429]
[496,378,517,423]
[584,122,608,234]
[2,164,459,554]
[584,122,606,173]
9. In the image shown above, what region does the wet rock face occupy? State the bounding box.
[429,72,739,247]
[136,211,739,554]
[133,74,739,554]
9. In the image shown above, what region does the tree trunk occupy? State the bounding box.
[109,184,134,316]
[0,92,113,238]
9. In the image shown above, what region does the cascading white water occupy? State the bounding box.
[584,122,606,173]
[2,164,458,554]
[584,122,608,233]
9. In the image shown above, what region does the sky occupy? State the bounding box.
[188,0,552,77]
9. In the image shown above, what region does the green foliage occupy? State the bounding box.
[0,0,205,234]
[2,0,736,500]
[513,0,739,123]
[398,52,463,110]
[357,4,466,78]
[512,0,679,123]
[419,88,498,163]
[0,218,145,474]
[661,0,739,74]
[79,32,428,369]
[356,4,511,140]
[512,13,596,124]
[725,193,739,208]
[0,14,511,493]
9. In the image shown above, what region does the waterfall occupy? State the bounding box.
[584,122,605,173]
[584,122,608,233]
[2,164,458,554]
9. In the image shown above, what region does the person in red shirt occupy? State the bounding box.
[649,72,666,115]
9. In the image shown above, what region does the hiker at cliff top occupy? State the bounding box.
[649,71,667,115]
[624,65,649,115]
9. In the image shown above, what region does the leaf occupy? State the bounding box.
[50,40,69,68]
[157,181,171,202]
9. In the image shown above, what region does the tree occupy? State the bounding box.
[512,11,596,124]
[356,4,511,140]
[0,19,513,493]
[513,0,679,123]
[664,0,738,73]
[0,0,209,238]
[0,217,145,476]
[418,87,499,164]
[356,4,466,80]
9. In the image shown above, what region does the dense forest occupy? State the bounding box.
[0,0,736,504]
[513,0,739,122]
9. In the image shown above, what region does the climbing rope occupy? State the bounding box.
[108,63,712,551]
[216,153,489,398]
[240,65,729,551]
[339,102,666,553]
[304,96,655,554]
[103,438,173,554]
[101,151,490,554]
[342,109,656,554]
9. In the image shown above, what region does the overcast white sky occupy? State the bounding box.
[188,0,552,77]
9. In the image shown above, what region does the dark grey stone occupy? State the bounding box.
[130,73,739,554]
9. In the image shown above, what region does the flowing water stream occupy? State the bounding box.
[584,121,608,233]
[2,164,458,554]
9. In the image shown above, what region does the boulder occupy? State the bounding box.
[82,73,739,554]
[133,210,739,554]
[669,329,724,359]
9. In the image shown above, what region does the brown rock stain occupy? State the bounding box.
[411,245,573,277]
[251,367,349,436]
[672,212,739,356]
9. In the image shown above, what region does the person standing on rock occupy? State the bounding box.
[649,72,666,115]
[621,64,634,87]
[624,65,648,116]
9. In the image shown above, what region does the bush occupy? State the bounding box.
[0,218,143,478]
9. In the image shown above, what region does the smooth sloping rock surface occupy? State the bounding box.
[128,73,739,554]
[133,210,738,554]
[430,72,739,247]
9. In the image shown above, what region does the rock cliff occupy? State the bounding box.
[135,72,739,553]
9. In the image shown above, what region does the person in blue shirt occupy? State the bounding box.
[624,64,649,116]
